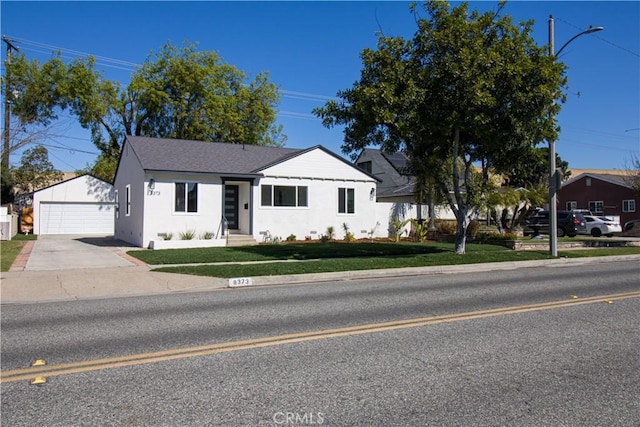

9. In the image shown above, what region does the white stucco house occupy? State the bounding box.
[32,174,115,235]
[113,136,383,249]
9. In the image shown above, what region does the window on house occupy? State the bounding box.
[586,178,592,186]
[588,201,604,214]
[260,185,308,207]
[338,187,355,214]
[623,199,636,212]
[566,201,577,211]
[175,182,198,213]
[297,186,308,207]
[115,189,119,219]
[125,185,131,216]
[261,185,272,206]
[275,186,296,206]
[357,161,372,173]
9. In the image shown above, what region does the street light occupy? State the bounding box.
[547,15,603,257]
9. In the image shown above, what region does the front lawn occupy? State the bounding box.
[127,241,506,265]
[135,241,640,278]
[0,234,37,272]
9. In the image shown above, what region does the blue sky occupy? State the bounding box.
[2,1,639,173]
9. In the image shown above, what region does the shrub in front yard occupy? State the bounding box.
[179,230,196,240]
[435,219,457,235]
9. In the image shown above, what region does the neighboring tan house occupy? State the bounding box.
[32,174,115,235]
[557,172,638,226]
[113,136,382,249]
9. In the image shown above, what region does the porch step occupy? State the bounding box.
[226,234,258,247]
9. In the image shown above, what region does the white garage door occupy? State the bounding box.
[40,203,115,235]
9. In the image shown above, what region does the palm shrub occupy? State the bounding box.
[391,217,411,242]
[411,219,429,242]
[342,222,355,242]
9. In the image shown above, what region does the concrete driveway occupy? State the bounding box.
[25,235,139,271]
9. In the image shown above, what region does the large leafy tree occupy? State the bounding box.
[12,146,63,194]
[314,1,566,254]
[6,41,286,182]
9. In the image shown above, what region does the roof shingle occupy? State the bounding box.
[126,136,301,174]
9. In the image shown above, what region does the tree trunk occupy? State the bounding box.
[427,186,436,230]
[454,204,469,254]
[454,215,467,254]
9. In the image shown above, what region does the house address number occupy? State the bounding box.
[229,277,253,287]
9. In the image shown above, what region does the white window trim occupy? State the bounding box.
[173,181,199,215]
[622,199,636,213]
[338,187,355,215]
[566,201,577,211]
[260,184,309,208]
[125,185,131,217]
[115,189,119,219]
[588,200,604,214]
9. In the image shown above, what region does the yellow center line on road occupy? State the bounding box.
[2,291,639,383]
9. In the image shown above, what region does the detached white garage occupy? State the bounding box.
[33,175,115,235]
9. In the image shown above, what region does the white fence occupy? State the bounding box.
[0,207,18,240]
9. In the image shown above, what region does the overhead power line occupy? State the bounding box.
[555,17,639,57]
[4,36,338,103]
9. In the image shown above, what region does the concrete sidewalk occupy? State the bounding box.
[1,266,228,304]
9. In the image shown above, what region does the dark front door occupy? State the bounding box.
[224,185,239,230]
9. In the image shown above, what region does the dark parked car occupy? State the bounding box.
[523,210,587,237]
[623,219,640,232]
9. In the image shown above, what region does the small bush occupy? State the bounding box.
[435,220,457,235]
[342,223,355,242]
[391,217,411,242]
[320,234,330,244]
[476,232,519,241]
[267,235,282,245]
[326,226,335,240]
[411,219,429,242]
[201,231,214,240]
[160,232,173,241]
[305,235,312,241]
[286,234,297,241]
[179,230,196,240]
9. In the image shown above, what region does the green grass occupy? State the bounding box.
[127,241,455,264]
[146,242,640,278]
[0,234,36,272]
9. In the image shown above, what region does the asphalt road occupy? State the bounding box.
[2,261,639,426]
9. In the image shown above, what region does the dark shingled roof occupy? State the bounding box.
[380,151,410,175]
[126,136,302,175]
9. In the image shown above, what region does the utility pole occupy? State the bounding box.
[547,16,602,257]
[2,36,19,168]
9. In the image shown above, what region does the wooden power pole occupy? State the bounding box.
[2,36,19,168]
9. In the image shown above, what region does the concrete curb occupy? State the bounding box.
[229,254,640,288]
